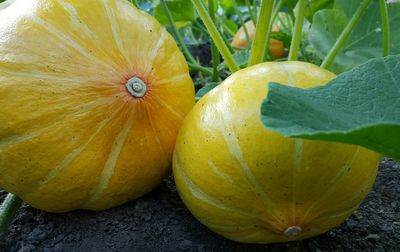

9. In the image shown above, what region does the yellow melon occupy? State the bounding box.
[0,0,195,212]
[173,61,379,243]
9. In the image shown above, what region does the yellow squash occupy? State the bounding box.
[0,0,195,212]
[231,20,285,59]
[173,62,379,244]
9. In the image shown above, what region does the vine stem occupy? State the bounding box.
[217,24,236,53]
[263,0,284,60]
[321,0,373,69]
[287,0,307,61]
[248,0,274,66]
[379,0,390,56]
[188,63,213,75]
[208,0,221,82]
[0,194,22,240]
[215,15,235,37]
[160,0,198,65]
[191,0,239,73]
[271,0,284,25]
[233,0,251,49]
[245,0,257,24]
[194,18,236,56]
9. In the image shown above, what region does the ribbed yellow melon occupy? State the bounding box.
[0,0,195,212]
[173,61,379,244]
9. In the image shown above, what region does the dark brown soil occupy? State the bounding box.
[0,158,399,252]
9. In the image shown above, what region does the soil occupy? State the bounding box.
[0,158,399,252]
[189,43,213,67]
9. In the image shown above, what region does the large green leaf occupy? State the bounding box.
[260,56,400,160]
[309,0,400,73]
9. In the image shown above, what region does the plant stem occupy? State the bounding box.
[0,194,22,240]
[191,0,240,73]
[193,16,235,56]
[263,0,284,60]
[271,0,283,24]
[233,0,251,49]
[193,20,209,35]
[379,0,390,56]
[188,63,213,75]
[248,0,274,66]
[208,0,221,81]
[215,15,235,37]
[218,27,236,53]
[276,13,289,33]
[287,0,307,61]
[246,0,257,24]
[321,0,373,69]
[160,0,198,65]
[253,0,258,19]
[214,16,238,54]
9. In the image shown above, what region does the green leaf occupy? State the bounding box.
[195,82,220,101]
[129,0,157,13]
[178,23,208,46]
[218,49,249,71]
[221,18,238,34]
[260,55,400,160]
[309,0,400,73]
[154,0,196,25]
[220,0,253,15]
[305,0,334,22]
[270,31,291,48]
[281,0,297,12]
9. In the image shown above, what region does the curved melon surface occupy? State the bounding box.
[173,62,379,244]
[0,0,195,212]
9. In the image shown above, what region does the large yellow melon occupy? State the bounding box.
[173,61,379,243]
[0,0,195,212]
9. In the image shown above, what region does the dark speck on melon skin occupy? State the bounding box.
[1,158,399,252]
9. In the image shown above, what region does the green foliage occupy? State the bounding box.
[220,0,255,15]
[281,0,297,18]
[309,0,400,73]
[129,0,155,12]
[261,55,400,160]
[220,18,238,34]
[178,20,208,45]
[218,49,249,70]
[270,31,291,48]
[305,0,334,22]
[154,0,196,25]
[0,194,22,240]
[195,82,220,101]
